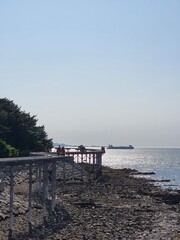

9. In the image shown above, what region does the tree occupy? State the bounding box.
[0,98,53,152]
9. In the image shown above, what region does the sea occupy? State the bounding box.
[102,148,180,190]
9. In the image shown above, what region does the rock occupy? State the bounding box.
[0,182,5,192]
[0,167,179,239]
[0,212,8,220]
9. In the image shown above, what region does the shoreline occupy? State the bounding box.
[0,166,180,239]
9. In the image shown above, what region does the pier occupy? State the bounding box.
[0,147,105,238]
[65,147,105,180]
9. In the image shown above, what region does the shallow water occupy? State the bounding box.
[102,148,180,190]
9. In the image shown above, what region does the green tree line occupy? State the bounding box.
[0,98,53,157]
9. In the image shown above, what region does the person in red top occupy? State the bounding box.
[57,145,61,156]
[57,145,65,156]
[62,146,65,156]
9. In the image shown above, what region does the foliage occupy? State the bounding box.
[0,139,19,158]
[0,98,53,152]
[7,144,19,157]
[0,139,10,157]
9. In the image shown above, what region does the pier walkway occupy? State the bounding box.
[0,147,105,239]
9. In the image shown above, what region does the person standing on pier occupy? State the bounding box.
[57,145,65,156]
[57,145,61,156]
[62,146,65,156]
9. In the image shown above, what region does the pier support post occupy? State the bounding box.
[41,162,48,233]
[63,160,65,185]
[0,167,5,193]
[35,165,39,192]
[81,153,83,163]
[28,163,33,236]
[93,154,95,180]
[38,165,42,194]
[100,154,102,166]
[77,154,79,164]
[44,163,49,200]
[9,166,14,239]
[42,163,48,222]
[51,161,56,211]
[72,160,75,181]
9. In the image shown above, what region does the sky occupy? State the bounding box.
[1,0,180,148]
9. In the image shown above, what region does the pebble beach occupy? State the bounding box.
[0,167,180,240]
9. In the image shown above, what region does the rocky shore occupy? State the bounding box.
[0,166,180,239]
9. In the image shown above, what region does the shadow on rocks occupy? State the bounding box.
[11,203,72,240]
[96,174,111,183]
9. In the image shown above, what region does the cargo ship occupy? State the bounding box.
[107,144,134,149]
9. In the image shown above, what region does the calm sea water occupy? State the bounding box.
[102,148,180,190]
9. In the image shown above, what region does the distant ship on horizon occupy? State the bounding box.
[107,144,134,149]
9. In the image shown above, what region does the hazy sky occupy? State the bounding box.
[1,1,180,147]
